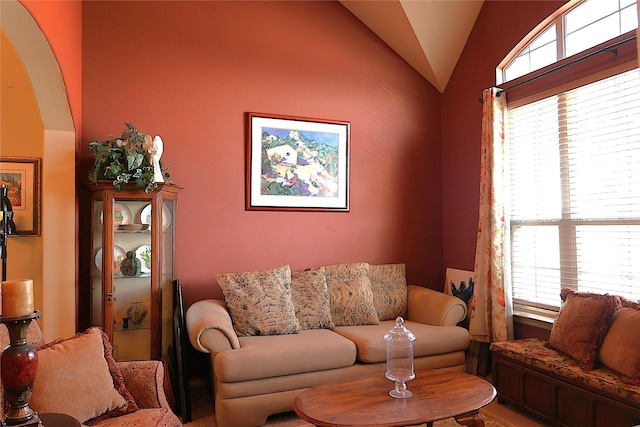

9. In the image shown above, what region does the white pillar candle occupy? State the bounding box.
[1,279,34,317]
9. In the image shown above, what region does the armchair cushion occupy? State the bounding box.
[31,327,138,424]
[85,361,182,426]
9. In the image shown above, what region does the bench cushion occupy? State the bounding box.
[213,329,356,382]
[335,320,470,363]
[490,338,640,405]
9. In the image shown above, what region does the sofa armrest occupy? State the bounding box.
[186,299,240,352]
[407,285,467,326]
[118,360,171,410]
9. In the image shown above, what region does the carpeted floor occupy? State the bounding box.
[186,381,551,427]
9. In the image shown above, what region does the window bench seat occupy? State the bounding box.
[490,338,640,427]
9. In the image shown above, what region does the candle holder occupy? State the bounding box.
[0,310,42,427]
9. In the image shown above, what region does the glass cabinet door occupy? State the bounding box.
[89,183,181,361]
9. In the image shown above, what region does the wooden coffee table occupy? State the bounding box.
[294,368,496,427]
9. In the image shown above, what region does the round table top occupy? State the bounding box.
[294,368,496,427]
[38,413,81,427]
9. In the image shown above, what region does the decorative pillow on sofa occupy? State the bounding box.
[217,264,301,336]
[549,288,620,370]
[31,327,138,424]
[599,298,640,382]
[368,263,407,320]
[324,263,379,327]
[290,267,335,330]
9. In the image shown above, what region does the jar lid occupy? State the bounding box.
[384,316,416,342]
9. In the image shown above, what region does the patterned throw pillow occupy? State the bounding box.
[368,263,407,320]
[324,263,379,326]
[217,265,301,336]
[599,298,640,382]
[549,288,620,370]
[290,267,335,330]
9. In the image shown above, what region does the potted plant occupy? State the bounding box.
[88,123,170,193]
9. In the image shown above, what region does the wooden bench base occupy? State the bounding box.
[492,353,640,427]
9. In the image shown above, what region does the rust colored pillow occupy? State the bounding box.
[549,288,620,370]
[599,298,640,382]
[31,327,138,424]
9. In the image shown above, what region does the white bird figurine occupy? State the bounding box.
[150,135,164,183]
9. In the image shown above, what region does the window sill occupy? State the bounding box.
[513,308,555,331]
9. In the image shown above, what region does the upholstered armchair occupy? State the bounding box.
[0,322,182,427]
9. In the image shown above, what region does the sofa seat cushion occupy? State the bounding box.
[214,329,356,383]
[334,320,470,364]
[490,338,640,405]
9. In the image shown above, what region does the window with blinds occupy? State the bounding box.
[507,67,640,310]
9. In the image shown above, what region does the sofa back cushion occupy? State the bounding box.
[549,288,620,370]
[290,267,335,330]
[324,263,379,327]
[368,263,407,321]
[217,265,301,336]
[599,298,640,381]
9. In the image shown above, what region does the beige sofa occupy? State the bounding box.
[186,263,470,427]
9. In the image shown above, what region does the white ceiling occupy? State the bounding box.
[340,0,485,93]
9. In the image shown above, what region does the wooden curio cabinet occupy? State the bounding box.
[87,182,182,361]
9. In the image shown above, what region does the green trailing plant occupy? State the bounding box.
[88,123,170,193]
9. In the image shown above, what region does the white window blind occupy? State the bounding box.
[507,68,640,310]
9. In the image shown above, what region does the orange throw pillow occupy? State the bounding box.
[549,288,619,370]
[599,298,640,383]
[31,327,138,423]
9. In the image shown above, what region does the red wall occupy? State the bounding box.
[441,1,566,272]
[81,1,443,308]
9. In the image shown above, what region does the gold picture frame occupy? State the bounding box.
[0,157,42,236]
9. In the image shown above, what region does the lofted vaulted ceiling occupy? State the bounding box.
[340,0,485,93]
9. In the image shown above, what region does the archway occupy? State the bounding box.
[1,0,76,340]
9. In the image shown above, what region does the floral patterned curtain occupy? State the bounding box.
[469,87,513,343]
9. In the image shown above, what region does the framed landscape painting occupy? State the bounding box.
[246,112,350,211]
[0,157,41,236]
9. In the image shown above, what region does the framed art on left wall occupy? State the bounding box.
[0,157,41,236]
[246,112,350,212]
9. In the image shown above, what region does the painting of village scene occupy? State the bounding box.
[247,114,349,211]
[261,128,339,198]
